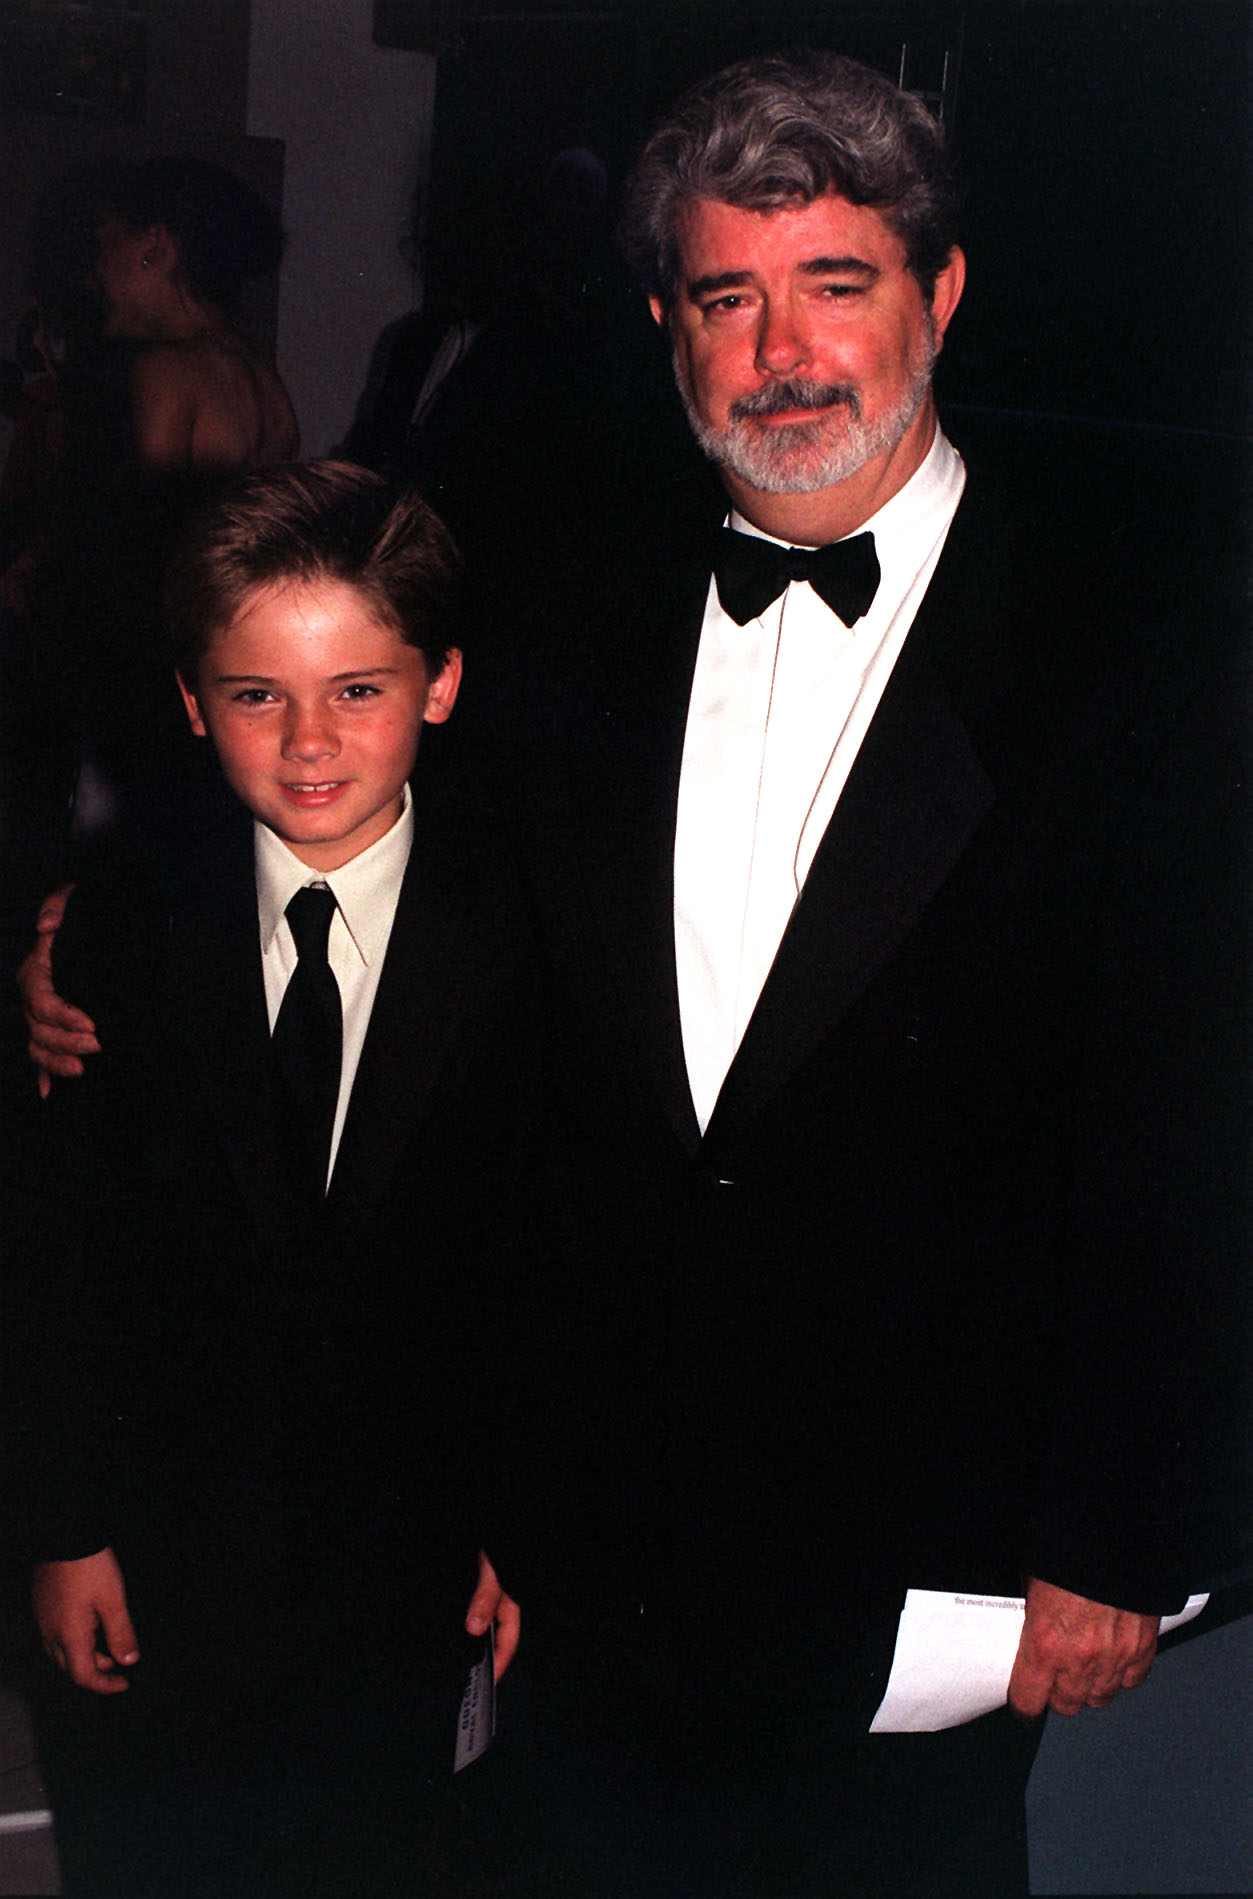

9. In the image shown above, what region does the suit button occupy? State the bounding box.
[690,1167,738,1192]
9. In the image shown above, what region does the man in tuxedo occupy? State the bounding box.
[490,49,1247,1897]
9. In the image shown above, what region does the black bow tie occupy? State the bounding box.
[713,526,881,627]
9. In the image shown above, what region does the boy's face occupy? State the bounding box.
[177,577,460,871]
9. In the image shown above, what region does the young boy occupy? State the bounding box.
[8,461,533,1897]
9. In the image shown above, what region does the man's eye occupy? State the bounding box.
[821,282,861,299]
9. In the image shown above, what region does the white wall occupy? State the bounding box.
[247,0,435,455]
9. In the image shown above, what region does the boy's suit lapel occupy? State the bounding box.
[323,828,470,1236]
[167,816,298,1258]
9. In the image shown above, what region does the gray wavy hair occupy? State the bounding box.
[620,51,961,308]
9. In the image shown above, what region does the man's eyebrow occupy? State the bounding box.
[685,269,754,300]
[799,255,880,280]
[685,256,881,299]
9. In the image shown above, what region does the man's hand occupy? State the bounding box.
[17,884,98,1096]
[33,1549,139,1694]
[1008,1577,1158,1717]
[465,1550,520,1682]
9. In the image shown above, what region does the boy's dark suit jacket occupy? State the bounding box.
[492,452,1249,1748]
[10,749,537,1871]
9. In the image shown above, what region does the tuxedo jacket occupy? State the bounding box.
[488,451,1249,1727]
[10,748,538,1694]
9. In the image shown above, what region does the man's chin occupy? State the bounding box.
[718,432,867,497]
[683,391,887,495]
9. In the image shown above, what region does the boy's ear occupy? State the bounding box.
[175,670,208,738]
[423,648,462,725]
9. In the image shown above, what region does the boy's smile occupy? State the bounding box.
[177,577,461,870]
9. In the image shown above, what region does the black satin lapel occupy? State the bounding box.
[705,624,995,1141]
[322,850,466,1232]
[566,541,714,1152]
[171,843,295,1257]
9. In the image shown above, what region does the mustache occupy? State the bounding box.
[730,379,860,422]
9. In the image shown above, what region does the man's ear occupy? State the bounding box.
[929,246,966,345]
[647,295,668,330]
[422,648,463,725]
[175,670,208,738]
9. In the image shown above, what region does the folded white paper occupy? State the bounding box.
[869,1588,1209,1732]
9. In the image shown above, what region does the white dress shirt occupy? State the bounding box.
[674,428,966,1132]
[255,787,413,1184]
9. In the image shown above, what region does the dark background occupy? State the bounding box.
[383,0,1250,621]
[401,0,1249,439]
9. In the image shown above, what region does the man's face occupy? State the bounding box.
[177,577,460,871]
[654,193,964,502]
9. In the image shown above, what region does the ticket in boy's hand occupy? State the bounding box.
[454,1627,496,1771]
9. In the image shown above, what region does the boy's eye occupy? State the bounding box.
[232,687,276,705]
[340,682,381,701]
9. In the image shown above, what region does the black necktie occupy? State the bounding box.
[272,885,342,1190]
[713,526,881,627]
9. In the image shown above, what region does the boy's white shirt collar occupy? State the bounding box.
[254,783,414,961]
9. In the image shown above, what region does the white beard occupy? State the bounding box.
[676,324,937,497]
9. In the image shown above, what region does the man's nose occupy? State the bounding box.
[754,298,809,377]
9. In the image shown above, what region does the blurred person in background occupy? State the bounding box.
[3,157,297,1030]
